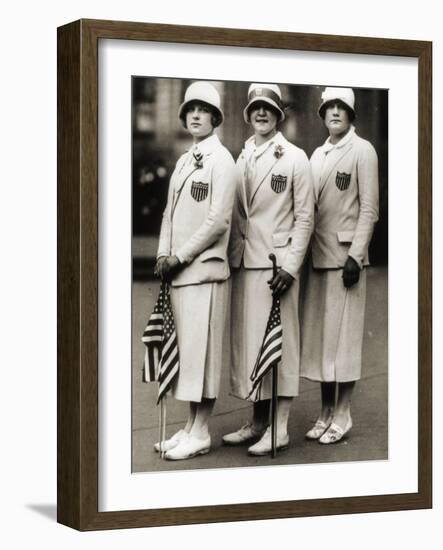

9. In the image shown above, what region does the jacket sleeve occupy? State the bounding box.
[348,141,379,268]
[175,151,237,264]
[282,150,315,278]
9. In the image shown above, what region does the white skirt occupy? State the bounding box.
[170,280,230,402]
[300,267,367,382]
[230,267,300,400]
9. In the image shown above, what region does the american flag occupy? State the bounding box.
[248,296,283,401]
[141,283,180,403]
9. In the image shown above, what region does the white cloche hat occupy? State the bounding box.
[318,87,355,118]
[243,83,285,123]
[178,81,224,125]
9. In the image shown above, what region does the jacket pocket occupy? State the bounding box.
[200,248,225,263]
[272,231,292,247]
[337,231,354,243]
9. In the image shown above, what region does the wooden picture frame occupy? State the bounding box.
[57,18,432,530]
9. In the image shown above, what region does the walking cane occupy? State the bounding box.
[269,253,278,458]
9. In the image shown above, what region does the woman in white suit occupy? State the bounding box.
[154,81,237,460]
[223,83,314,456]
[301,87,379,444]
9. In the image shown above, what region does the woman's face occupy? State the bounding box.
[324,102,351,139]
[185,102,214,142]
[249,101,279,137]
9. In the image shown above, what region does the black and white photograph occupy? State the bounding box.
[2,0,439,542]
[131,77,388,472]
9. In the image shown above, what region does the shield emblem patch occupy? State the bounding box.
[271,174,287,193]
[335,171,351,191]
[190,181,209,202]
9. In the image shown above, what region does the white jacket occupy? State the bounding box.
[310,127,379,269]
[157,134,237,287]
[229,132,314,278]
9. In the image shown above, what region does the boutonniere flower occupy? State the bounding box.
[274,144,284,159]
[193,150,204,169]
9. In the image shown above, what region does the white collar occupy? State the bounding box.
[323,125,355,153]
[245,131,284,158]
[191,133,220,156]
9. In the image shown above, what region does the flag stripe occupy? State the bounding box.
[158,351,179,400]
[257,326,282,351]
[142,333,163,343]
[257,329,282,361]
[251,349,282,390]
[143,328,163,338]
[159,354,179,389]
[144,321,163,330]
[254,344,282,379]
[142,283,180,401]
[256,339,282,372]
[159,340,178,376]
[145,322,163,331]
[160,335,176,365]
[146,322,163,329]
[248,296,283,400]
[142,350,148,383]
[251,327,282,377]
[160,358,178,385]
[148,346,156,380]
[147,323,163,336]
[157,351,179,398]
[145,324,163,332]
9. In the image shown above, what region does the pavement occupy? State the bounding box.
[132,266,388,472]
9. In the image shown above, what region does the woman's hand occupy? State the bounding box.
[154,255,183,281]
[268,268,294,297]
[154,256,169,279]
[164,255,182,275]
[342,256,360,288]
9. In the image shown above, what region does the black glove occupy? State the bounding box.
[342,256,360,288]
[154,256,169,279]
[154,255,182,281]
[267,268,294,297]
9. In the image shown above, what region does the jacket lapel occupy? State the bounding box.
[249,149,280,206]
[318,129,356,198]
[318,140,353,199]
[171,146,216,215]
[171,160,198,215]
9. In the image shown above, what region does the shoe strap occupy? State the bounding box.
[314,420,328,430]
[327,423,345,436]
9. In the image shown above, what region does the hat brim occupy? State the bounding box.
[243,97,285,123]
[178,99,224,125]
[318,99,355,119]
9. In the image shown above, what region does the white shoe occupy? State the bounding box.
[165,433,211,460]
[305,416,333,440]
[154,429,186,453]
[222,423,266,446]
[319,417,353,445]
[247,427,289,456]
